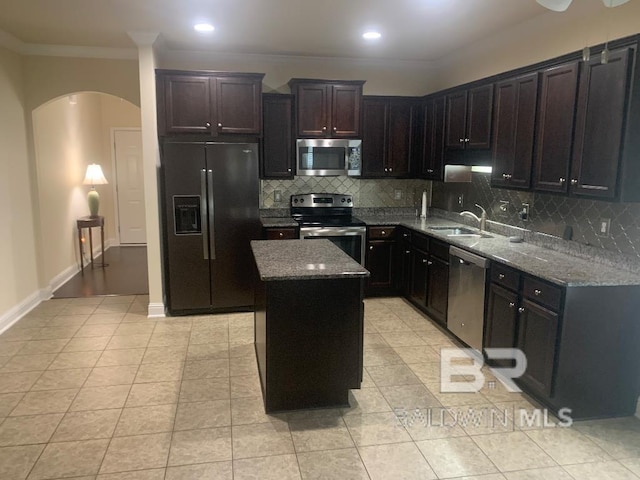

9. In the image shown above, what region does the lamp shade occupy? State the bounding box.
[83,164,108,186]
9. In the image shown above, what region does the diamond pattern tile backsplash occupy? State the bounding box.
[262,177,431,210]
[432,172,640,258]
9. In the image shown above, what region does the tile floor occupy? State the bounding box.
[0,295,639,479]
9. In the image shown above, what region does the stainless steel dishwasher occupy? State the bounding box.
[447,246,490,351]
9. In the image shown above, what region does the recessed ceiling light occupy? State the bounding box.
[194,23,215,33]
[362,31,382,40]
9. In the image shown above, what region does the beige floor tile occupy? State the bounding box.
[231,395,284,425]
[228,342,254,358]
[62,336,111,352]
[504,466,573,479]
[359,441,437,479]
[342,388,392,416]
[363,346,404,367]
[96,349,145,367]
[363,333,390,348]
[380,331,426,347]
[60,305,98,316]
[0,371,42,393]
[152,320,193,335]
[344,411,411,446]
[360,370,375,388]
[141,346,187,365]
[29,438,109,479]
[229,356,258,377]
[100,432,171,474]
[16,339,69,355]
[1,328,41,342]
[289,415,354,452]
[1,353,56,373]
[233,454,300,480]
[147,332,190,348]
[101,295,136,305]
[69,298,102,306]
[180,378,230,402]
[526,427,612,465]
[31,368,91,391]
[98,470,166,480]
[174,399,231,430]
[12,316,52,329]
[432,389,491,407]
[183,358,229,380]
[0,341,28,356]
[49,351,101,370]
[379,384,441,410]
[0,444,45,480]
[10,388,78,416]
[46,315,87,328]
[168,427,232,466]
[94,304,131,315]
[562,460,639,479]
[369,316,412,333]
[165,462,232,480]
[190,328,229,346]
[228,326,253,345]
[0,393,24,416]
[473,431,556,472]
[620,458,640,475]
[135,362,183,383]
[455,404,517,436]
[366,364,421,387]
[451,475,507,480]
[52,409,121,441]
[84,365,138,387]
[393,345,440,364]
[230,375,262,399]
[114,404,176,436]
[75,324,119,338]
[35,326,81,341]
[402,406,468,441]
[186,343,229,360]
[417,436,498,478]
[121,312,151,324]
[114,323,155,337]
[574,417,640,459]
[84,313,125,325]
[126,381,181,407]
[70,385,131,411]
[106,334,151,350]
[0,413,64,446]
[297,448,369,480]
[232,421,293,459]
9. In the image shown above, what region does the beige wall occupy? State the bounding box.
[0,46,40,318]
[432,1,640,91]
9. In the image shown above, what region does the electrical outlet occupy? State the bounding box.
[598,218,611,237]
[457,194,464,207]
[274,190,282,203]
[394,189,403,200]
[520,203,530,221]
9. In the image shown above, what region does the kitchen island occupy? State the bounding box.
[251,239,369,412]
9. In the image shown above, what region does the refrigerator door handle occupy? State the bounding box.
[200,169,209,260]
[207,169,216,260]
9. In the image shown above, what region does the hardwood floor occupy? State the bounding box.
[53,246,148,298]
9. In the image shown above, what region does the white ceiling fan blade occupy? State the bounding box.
[536,0,573,12]
[603,0,630,7]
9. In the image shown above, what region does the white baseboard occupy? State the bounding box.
[48,263,80,295]
[147,303,165,318]
[0,290,45,335]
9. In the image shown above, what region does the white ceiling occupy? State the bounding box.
[0,0,600,62]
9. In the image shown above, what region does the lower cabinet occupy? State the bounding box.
[365,226,396,296]
[263,227,298,240]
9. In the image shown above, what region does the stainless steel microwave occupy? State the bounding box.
[296,139,361,176]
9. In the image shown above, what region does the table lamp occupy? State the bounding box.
[83,164,108,217]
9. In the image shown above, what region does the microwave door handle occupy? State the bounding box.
[200,169,209,260]
[207,169,216,260]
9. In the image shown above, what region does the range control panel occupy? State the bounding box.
[290,193,353,208]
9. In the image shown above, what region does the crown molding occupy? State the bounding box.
[0,28,27,53]
[128,32,160,48]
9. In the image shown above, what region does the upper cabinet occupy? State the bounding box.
[491,72,539,189]
[361,97,414,178]
[288,79,365,138]
[156,70,264,136]
[533,62,580,194]
[418,96,446,181]
[445,84,494,151]
[261,94,294,179]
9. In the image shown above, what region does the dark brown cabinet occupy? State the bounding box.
[264,227,298,240]
[533,62,579,193]
[261,94,293,178]
[419,96,446,180]
[396,228,413,296]
[485,284,519,362]
[365,227,396,296]
[288,79,364,138]
[410,248,429,307]
[491,73,539,189]
[361,97,414,177]
[157,70,264,136]
[445,84,494,151]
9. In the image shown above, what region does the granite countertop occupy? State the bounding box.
[260,217,299,228]
[251,239,370,281]
[362,216,640,287]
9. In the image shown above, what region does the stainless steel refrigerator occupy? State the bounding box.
[161,140,260,314]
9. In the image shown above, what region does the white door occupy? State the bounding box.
[114,129,146,244]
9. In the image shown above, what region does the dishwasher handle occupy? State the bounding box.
[449,245,490,269]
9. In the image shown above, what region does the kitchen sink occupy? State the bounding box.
[427,226,493,238]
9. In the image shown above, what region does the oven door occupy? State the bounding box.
[299,226,366,266]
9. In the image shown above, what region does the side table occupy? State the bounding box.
[77,216,106,271]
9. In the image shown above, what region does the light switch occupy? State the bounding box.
[394,189,403,200]
[598,218,611,237]
[274,190,282,203]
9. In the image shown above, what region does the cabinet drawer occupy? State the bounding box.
[369,226,396,239]
[265,228,298,240]
[412,232,430,252]
[491,263,520,291]
[398,228,412,243]
[522,276,562,311]
[429,239,449,262]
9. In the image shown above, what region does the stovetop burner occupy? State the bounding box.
[290,193,363,228]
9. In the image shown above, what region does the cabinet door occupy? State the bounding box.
[366,240,395,294]
[215,76,262,135]
[361,98,388,177]
[296,83,329,137]
[466,84,493,150]
[262,94,293,178]
[571,48,631,199]
[162,75,212,134]
[492,73,538,189]
[517,298,559,397]
[485,284,519,363]
[396,233,413,296]
[331,84,362,137]
[422,96,446,180]
[534,62,579,193]
[387,100,413,177]
[265,228,298,240]
[445,91,467,150]
[426,255,448,326]
[410,249,429,307]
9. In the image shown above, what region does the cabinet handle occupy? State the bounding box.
[205,122,211,127]
[427,260,433,266]
[502,173,507,179]
[384,168,388,172]
[559,177,566,184]
[534,289,542,296]
[459,138,464,143]
[217,123,222,128]
[278,232,284,237]
[518,307,525,313]
[498,273,505,280]
[369,245,374,250]
[571,179,578,186]
[427,169,434,173]
[422,258,428,263]
[465,138,470,142]
[405,250,411,254]
[333,126,337,131]
[322,126,327,131]
[507,174,512,180]
[403,233,409,238]
[509,302,515,308]
[389,167,393,172]
[287,168,292,172]
[381,231,386,235]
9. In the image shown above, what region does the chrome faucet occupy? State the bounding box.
[460,204,487,232]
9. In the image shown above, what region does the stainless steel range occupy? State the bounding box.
[291,193,366,265]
